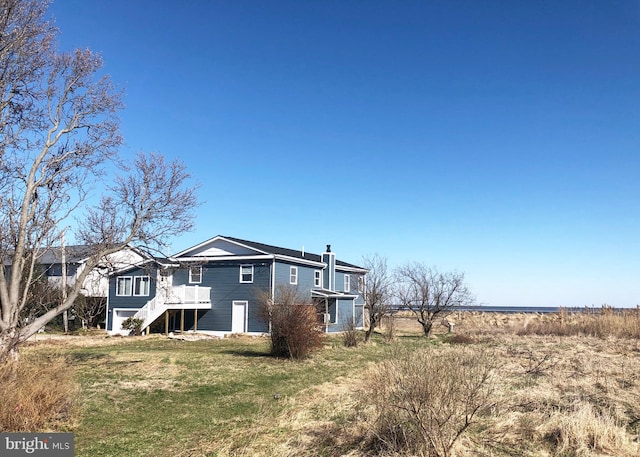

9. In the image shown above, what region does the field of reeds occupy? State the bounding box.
[3,307,640,456]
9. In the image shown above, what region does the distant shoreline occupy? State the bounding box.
[454,305,637,314]
[391,305,637,314]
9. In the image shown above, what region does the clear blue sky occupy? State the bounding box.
[48,1,640,307]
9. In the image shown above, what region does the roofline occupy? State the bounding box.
[171,255,274,263]
[172,235,367,270]
[110,258,158,276]
[77,243,146,264]
[336,265,369,273]
[274,254,326,268]
[173,235,271,258]
[311,290,359,298]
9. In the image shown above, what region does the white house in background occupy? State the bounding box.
[38,245,147,298]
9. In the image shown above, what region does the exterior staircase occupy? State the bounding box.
[133,285,212,332]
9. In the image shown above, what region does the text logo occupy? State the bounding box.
[0,433,73,456]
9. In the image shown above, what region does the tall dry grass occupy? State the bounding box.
[517,307,640,338]
[543,401,632,456]
[0,353,77,431]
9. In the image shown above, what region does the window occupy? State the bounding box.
[357,275,365,294]
[133,276,150,296]
[344,274,351,292]
[189,266,202,284]
[314,270,322,288]
[116,277,132,296]
[240,264,253,283]
[290,266,298,285]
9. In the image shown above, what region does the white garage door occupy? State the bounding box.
[111,309,138,335]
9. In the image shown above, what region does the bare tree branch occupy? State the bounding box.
[361,253,392,343]
[0,0,199,359]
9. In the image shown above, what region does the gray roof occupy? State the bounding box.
[36,245,95,265]
[222,236,365,270]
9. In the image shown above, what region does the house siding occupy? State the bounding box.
[335,271,349,293]
[107,267,157,330]
[325,298,356,333]
[173,261,271,333]
[274,261,317,301]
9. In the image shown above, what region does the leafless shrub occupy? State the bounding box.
[259,285,324,360]
[382,314,396,342]
[444,333,475,345]
[0,354,77,431]
[517,349,557,376]
[342,318,360,348]
[360,346,495,457]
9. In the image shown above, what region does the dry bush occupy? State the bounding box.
[0,354,77,431]
[360,345,495,457]
[443,333,475,345]
[259,285,324,360]
[342,319,360,348]
[382,314,396,342]
[269,303,324,360]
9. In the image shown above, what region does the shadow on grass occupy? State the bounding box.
[69,352,109,362]
[219,348,272,358]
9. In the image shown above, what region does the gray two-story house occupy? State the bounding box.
[106,236,367,336]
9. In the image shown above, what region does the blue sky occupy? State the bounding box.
[49,1,640,307]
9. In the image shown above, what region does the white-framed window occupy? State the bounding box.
[357,275,365,294]
[240,264,254,283]
[189,266,202,284]
[290,266,298,285]
[133,276,150,296]
[116,276,132,296]
[314,270,322,288]
[344,274,351,292]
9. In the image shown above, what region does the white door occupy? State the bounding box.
[157,269,173,300]
[232,301,247,333]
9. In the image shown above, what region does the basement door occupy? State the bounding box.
[231,301,247,333]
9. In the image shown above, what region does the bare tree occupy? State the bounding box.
[0,0,198,359]
[73,296,106,329]
[360,253,392,343]
[395,263,474,336]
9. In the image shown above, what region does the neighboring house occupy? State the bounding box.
[106,235,368,336]
[39,245,147,298]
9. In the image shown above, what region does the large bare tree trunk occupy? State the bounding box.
[0,1,198,361]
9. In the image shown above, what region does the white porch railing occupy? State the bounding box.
[168,285,211,304]
[133,285,211,331]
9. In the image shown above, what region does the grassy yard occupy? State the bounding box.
[18,312,640,456]
[43,334,405,457]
